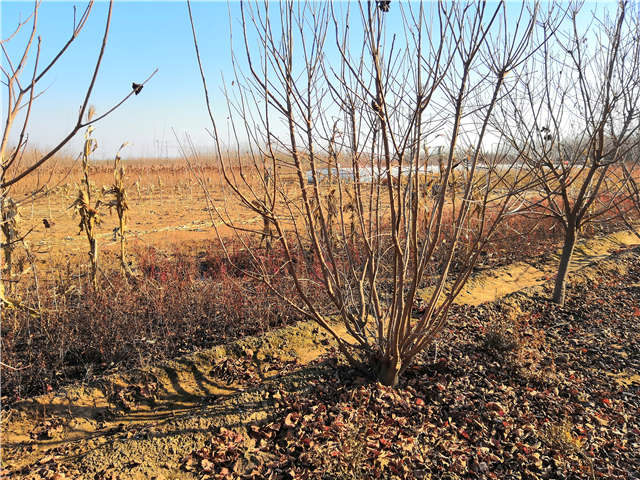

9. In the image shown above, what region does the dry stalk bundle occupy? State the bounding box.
[1,197,41,314]
[251,200,274,251]
[71,109,101,288]
[71,189,102,286]
[105,144,133,276]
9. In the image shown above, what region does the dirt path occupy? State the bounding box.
[2,229,638,479]
[448,229,639,306]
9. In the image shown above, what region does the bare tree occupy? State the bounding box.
[189,0,551,386]
[494,0,640,306]
[1,0,157,302]
[612,4,640,241]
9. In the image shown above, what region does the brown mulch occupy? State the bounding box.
[180,252,640,480]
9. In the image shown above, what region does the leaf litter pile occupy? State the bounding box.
[183,252,640,480]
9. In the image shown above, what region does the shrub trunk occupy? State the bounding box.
[376,356,402,387]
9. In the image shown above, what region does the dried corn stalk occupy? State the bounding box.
[72,108,101,288]
[1,196,19,295]
[105,144,132,276]
[72,189,101,288]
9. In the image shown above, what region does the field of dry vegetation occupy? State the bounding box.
[1,157,635,400]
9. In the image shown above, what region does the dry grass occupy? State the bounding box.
[0,240,320,403]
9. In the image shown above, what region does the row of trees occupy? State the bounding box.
[188,0,640,386]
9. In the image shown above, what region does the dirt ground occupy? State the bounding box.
[1,160,533,286]
[2,228,638,479]
[6,169,235,282]
[6,159,635,290]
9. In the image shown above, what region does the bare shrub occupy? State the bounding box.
[105,144,133,276]
[188,1,558,385]
[0,242,317,403]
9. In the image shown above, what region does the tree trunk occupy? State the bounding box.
[4,247,12,295]
[0,255,4,302]
[377,356,402,387]
[120,230,126,272]
[552,225,577,306]
[0,194,6,300]
[1,194,16,296]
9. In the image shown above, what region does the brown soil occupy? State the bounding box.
[448,229,639,306]
[6,178,261,286]
[1,229,638,479]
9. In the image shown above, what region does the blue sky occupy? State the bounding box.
[1,1,621,160]
[2,1,241,159]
